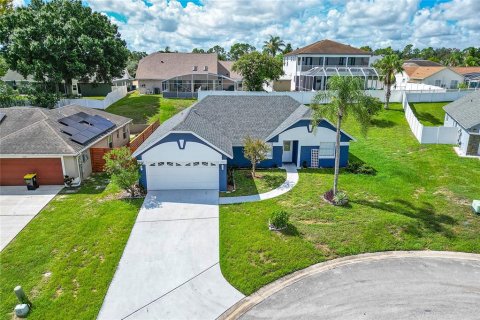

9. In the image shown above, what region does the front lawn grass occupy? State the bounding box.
[220,102,480,295]
[409,102,447,126]
[0,175,142,320]
[106,91,194,124]
[83,96,106,100]
[222,169,287,197]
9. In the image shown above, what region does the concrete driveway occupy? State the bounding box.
[240,255,480,320]
[0,185,63,251]
[98,190,244,320]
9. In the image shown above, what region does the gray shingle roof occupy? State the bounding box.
[443,90,480,130]
[0,105,131,155]
[133,95,311,158]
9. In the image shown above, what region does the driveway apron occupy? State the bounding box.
[98,190,244,320]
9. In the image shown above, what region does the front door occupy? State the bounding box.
[282,140,293,163]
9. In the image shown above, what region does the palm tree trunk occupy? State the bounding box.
[333,113,342,195]
[252,161,256,178]
[384,73,391,110]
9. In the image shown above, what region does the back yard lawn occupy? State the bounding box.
[222,169,287,197]
[0,175,142,320]
[106,91,195,124]
[409,102,447,126]
[220,102,480,295]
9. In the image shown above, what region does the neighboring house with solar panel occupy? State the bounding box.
[135,53,243,98]
[0,106,132,186]
[281,39,382,91]
[443,90,480,156]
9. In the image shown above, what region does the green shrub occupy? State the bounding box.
[333,191,349,206]
[346,162,376,175]
[269,210,289,230]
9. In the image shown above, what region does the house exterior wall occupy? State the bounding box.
[228,146,283,168]
[91,125,130,149]
[445,113,480,155]
[300,145,349,167]
[421,69,464,88]
[138,80,164,94]
[63,156,79,178]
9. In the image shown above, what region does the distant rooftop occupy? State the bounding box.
[285,39,371,56]
[403,59,443,67]
[443,90,480,130]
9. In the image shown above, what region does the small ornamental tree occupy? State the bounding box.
[243,136,271,177]
[103,147,140,197]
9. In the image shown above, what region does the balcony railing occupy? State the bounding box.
[299,64,369,72]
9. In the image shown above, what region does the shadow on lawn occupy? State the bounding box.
[353,198,457,238]
[371,118,396,128]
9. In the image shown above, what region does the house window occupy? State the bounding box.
[107,135,113,148]
[450,80,458,89]
[434,80,441,87]
[204,66,208,71]
[311,149,319,168]
[141,84,146,88]
[192,66,198,71]
[339,57,345,65]
[122,126,128,139]
[319,142,335,157]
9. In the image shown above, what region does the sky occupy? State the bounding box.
[13,0,480,54]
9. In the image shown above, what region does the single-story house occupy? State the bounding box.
[135,53,242,98]
[443,90,480,156]
[452,67,480,89]
[0,105,132,185]
[132,95,354,191]
[399,66,464,89]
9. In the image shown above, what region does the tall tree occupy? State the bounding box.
[283,43,293,54]
[232,52,284,91]
[401,44,413,59]
[207,45,227,60]
[228,43,256,61]
[360,46,373,53]
[192,48,206,54]
[263,35,285,57]
[0,55,8,77]
[0,0,13,15]
[126,51,147,78]
[0,0,129,94]
[311,76,381,197]
[373,54,403,110]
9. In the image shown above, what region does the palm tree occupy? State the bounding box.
[373,54,403,110]
[311,76,381,198]
[263,35,285,57]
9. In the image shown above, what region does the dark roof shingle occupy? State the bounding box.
[285,39,370,56]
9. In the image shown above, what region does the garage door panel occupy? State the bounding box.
[147,165,219,190]
[0,158,64,186]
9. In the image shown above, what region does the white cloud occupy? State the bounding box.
[84,0,478,53]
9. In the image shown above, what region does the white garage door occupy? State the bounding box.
[146,162,219,190]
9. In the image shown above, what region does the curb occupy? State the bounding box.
[217,250,480,320]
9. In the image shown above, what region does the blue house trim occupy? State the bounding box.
[228,146,283,168]
[268,119,353,143]
[300,145,349,168]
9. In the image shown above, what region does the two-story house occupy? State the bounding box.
[283,39,381,91]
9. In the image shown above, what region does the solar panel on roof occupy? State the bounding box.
[58,112,116,146]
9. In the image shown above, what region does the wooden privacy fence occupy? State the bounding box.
[90,148,111,172]
[129,121,160,153]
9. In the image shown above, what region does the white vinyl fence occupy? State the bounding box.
[198,88,476,104]
[402,93,458,144]
[57,85,128,109]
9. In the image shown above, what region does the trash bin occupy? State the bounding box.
[23,173,39,190]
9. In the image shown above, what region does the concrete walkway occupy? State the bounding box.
[221,251,480,320]
[98,190,244,320]
[0,185,63,251]
[219,164,299,205]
